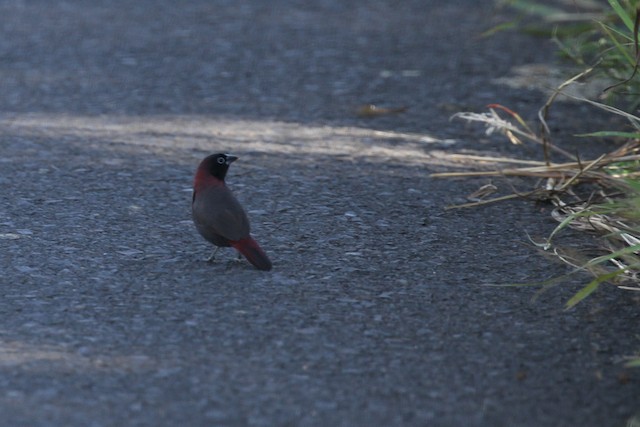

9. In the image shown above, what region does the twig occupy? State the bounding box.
[538,63,600,163]
[557,153,607,191]
[444,193,522,210]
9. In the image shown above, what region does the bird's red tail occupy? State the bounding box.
[231,237,272,271]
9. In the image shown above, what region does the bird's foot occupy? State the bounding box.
[223,253,244,269]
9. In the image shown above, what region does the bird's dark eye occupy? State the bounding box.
[217,157,225,164]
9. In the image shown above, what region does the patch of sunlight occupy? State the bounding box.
[0,338,157,373]
[492,63,610,101]
[0,113,456,165]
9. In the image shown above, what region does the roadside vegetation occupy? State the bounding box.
[434,0,640,356]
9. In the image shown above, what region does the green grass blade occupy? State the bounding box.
[599,22,636,66]
[565,280,599,309]
[565,268,627,309]
[623,179,640,192]
[608,0,635,32]
[481,21,519,37]
[576,131,640,138]
[506,0,567,18]
[547,209,601,244]
[626,357,640,368]
[599,20,635,42]
[588,244,640,266]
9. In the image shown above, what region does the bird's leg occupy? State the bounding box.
[205,247,219,263]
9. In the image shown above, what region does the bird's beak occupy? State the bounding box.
[225,154,238,165]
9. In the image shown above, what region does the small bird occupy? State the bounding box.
[192,153,272,271]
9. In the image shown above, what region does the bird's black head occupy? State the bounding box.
[202,153,238,181]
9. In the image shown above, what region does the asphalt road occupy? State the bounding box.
[1,1,639,426]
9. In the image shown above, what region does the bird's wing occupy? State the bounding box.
[194,185,250,241]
